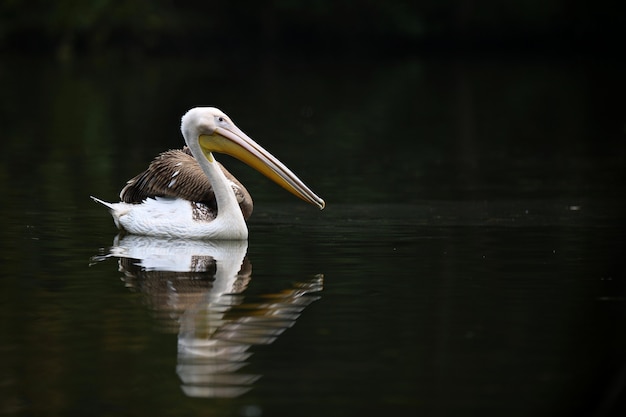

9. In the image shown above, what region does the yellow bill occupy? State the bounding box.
[198,128,325,210]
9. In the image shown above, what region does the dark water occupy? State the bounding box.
[0,54,625,416]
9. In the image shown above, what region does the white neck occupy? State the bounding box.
[185,137,248,239]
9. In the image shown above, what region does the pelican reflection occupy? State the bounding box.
[95,234,323,398]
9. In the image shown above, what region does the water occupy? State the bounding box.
[1,54,625,416]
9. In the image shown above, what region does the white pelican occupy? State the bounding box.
[92,107,325,239]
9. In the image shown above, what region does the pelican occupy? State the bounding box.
[91,107,325,239]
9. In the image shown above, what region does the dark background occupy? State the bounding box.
[2,0,625,58]
[1,3,625,416]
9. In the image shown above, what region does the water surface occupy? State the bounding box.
[0,54,624,416]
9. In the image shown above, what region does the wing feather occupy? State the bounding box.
[120,147,253,220]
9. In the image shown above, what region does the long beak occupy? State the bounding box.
[198,127,325,210]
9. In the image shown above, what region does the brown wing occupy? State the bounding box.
[120,147,253,220]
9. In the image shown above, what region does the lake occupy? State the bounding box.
[0,52,624,416]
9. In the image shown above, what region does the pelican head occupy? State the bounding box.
[181,107,325,210]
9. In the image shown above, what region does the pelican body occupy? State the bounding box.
[92,107,325,239]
